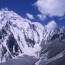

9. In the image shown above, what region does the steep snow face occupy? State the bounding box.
[0,9,65,65]
[35,27,65,65]
[0,9,47,62]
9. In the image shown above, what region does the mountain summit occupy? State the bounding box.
[0,9,46,62]
[0,9,65,65]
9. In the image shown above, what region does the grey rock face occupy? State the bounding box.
[36,27,65,65]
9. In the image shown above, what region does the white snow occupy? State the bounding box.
[0,9,54,63]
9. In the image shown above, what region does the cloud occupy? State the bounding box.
[35,0,65,17]
[45,20,57,30]
[1,7,8,11]
[26,13,34,19]
[37,14,46,20]
[59,17,65,20]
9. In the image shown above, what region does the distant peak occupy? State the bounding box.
[1,7,8,11]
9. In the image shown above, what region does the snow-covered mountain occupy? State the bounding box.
[0,9,65,65]
[0,9,50,63]
[36,27,65,65]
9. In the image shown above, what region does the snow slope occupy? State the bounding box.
[0,9,65,65]
[0,9,48,63]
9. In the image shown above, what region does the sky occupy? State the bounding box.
[0,0,65,29]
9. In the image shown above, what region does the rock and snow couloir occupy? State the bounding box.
[0,9,50,63]
[0,9,65,65]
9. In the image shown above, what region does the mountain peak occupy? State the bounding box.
[0,9,46,62]
[0,9,65,64]
[1,8,8,11]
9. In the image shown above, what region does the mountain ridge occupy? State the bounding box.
[0,9,65,65]
[0,9,46,63]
